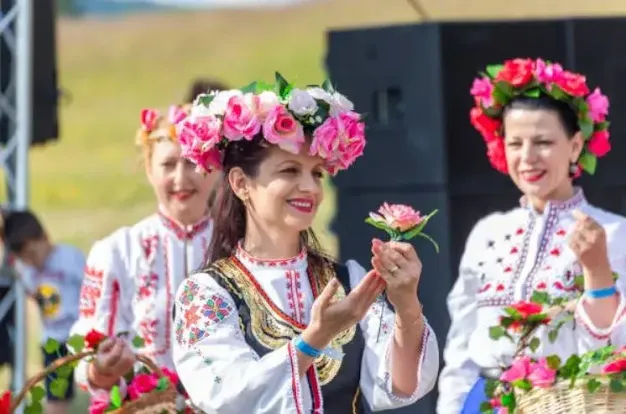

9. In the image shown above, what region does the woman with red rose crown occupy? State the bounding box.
[437,58,626,413]
[68,104,221,400]
[170,74,440,413]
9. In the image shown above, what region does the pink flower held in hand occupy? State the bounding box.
[527,358,557,388]
[370,203,424,232]
[128,373,159,400]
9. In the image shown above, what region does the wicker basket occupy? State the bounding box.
[515,379,626,413]
[9,350,178,413]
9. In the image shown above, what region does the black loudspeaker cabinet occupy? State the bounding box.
[326,17,626,413]
[0,0,59,146]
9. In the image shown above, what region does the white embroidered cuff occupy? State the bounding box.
[575,293,626,340]
[377,320,432,405]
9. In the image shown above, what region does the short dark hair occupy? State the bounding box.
[2,210,46,253]
[504,94,580,138]
[185,78,229,103]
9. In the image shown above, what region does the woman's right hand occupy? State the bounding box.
[87,337,135,389]
[303,270,385,349]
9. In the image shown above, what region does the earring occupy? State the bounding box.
[568,161,578,178]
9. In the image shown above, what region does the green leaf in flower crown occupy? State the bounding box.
[66,334,85,354]
[492,82,512,105]
[321,79,335,93]
[529,337,540,352]
[587,378,602,393]
[597,121,610,130]
[274,72,292,99]
[50,378,68,399]
[610,378,625,392]
[110,386,122,408]
[43,338,60,354]
[547,84,568,101]
[198,94,215,107]
[530,290,550,305]
[482,106,502,118]
[579,117,594,139]
[485,64,504,78]
[30,385,46,402]
[132,335,145,349]
[578,151,597,175]
[546,355,562,370]
[489,325,506,340]
[240,81,257,94]
[524,88,541,98]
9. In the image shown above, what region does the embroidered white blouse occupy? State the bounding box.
[172,245,439,413]
[437,189,626,413]
[70,211,213,391]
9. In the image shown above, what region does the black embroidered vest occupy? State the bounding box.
[207,256,367,414]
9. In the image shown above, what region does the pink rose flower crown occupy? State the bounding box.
[469,57,611,176]
[175,72,366,175]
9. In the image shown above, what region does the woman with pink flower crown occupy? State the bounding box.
[437,58,626,413]
[69,103,221,405]
[171,73,440,413]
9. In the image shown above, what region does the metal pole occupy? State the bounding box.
[13,0,31,408]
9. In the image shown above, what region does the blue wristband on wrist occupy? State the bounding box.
[293,336,344,360]
[586,285,617,299]
[293,336,321,358]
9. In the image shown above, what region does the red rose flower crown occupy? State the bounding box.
[173,72,366,176]
[469,58,611,175]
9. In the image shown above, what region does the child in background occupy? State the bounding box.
[3,210,85,414]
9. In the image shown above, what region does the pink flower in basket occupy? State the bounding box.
[500,356,533,383]
[527,358,557,388]
[89,391,111,414]
[602,358,626,374]
[128,373,158,401]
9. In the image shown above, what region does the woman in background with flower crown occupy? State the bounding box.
[437,58,626,413]
[69,104,221,397]
[171,76,440,413]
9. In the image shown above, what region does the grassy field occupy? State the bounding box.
[3,0,626,411]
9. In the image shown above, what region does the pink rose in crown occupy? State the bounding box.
[310,116,340,159]
[370,203,425,232]
[178,116,223,173]
[554,71,589,97]
[470,77,494,107]
[222,95,262,141]
[128,373,159,400]
[534,59,565,85]
[244,91,280,120]
[88,390,111,414]
[262,105,305,154]
[587,130,611,157]
[586,88,609,123]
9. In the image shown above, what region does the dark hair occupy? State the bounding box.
[503,94,579,137]
[207,137,333,270]
[185,78,229,103]
[2,210,46,253]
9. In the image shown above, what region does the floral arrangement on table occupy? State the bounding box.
[0,330,191,414]
[469,57,611,176]
[481,277,626,414]
[176,72,366,176]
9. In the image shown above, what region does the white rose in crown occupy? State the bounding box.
[207,90,243,116]
[288,89,318,116]
[329,91,354,116]
[245,90,280,120]
[307,87,333,104]
[191,94,214,117]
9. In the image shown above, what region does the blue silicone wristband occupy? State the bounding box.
[586,285,618,299]
[293,336,321,358]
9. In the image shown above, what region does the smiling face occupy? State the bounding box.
[503,107,583,207]
[228,144,325,236]
[146,140,220,224]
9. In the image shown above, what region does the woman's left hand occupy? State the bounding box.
[371,238,422,313]
[569,209,613,287]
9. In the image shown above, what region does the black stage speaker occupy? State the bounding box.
[0,0,59,146]
[326,18,626,413]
